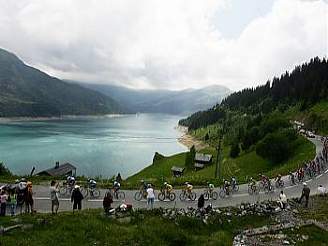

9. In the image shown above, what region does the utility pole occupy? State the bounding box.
[215,122,225,179]
[215,137,222,179]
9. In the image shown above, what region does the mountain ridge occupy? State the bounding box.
[0,48,125,117]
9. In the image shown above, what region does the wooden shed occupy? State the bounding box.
[194,153,213,170]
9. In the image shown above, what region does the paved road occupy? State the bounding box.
[23,136,328,213]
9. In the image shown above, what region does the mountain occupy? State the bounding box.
[0,48,125,117]
[74,82,231,115]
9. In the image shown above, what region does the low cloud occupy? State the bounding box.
[0,0,326,90]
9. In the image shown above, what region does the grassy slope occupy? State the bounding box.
[125,135,315,187]
[0,210,268,246]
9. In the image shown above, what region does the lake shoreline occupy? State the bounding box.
[176,125,209,150]
[0,114,129,123]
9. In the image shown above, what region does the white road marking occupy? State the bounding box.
[325,169,328,173]
[35,197,70,201]
[316,174,323,179]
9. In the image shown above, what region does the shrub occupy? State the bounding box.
[230,143,240,158]
[256,131,291,164]
[153,152,165,164]
[241,127,259,150]
[204,133,210,141]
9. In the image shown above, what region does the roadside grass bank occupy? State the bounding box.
[0,208,268,246]
[1,196,328,245]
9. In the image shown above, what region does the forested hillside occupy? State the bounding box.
[0,48,125,117]
[180,57,328,131]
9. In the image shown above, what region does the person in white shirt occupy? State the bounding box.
[278,190,287,209]
[146,184,155,209]
[318,185,327,196]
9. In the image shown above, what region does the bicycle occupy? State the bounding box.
[219,186,231,199]
[59,183,74,197]
[289,173,296,186]
[82,186,101,198]
[179,189,196,201]
[275,179,284,188]
[248,183,259,195]
[263,181,275,194]
[231,182,239,192]
[158,189,176,201]
[111,188,125,200]
[134,188,147,201]
[203,188,218,200]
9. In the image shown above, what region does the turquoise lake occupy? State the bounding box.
[0,114,187,178]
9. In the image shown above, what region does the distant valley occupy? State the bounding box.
[74,82,231,115]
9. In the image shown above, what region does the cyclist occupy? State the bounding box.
[231,177,237,190]
[67,176,76,187]
[185,182,193,196]
[140,180,148,191]
[249,177,256,192]
[113,180,121,192]
[223,179,231,195]
[289,172,296,185]
[276,174,282,184]
[88,179,97,189]
[140,180,148,197]
[207,182,215,192]
[163,182,173,194]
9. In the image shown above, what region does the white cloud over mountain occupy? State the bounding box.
[0,0,326,90]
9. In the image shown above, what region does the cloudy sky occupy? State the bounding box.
[0,0,327,90]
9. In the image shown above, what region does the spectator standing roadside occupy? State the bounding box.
[198,194,205,211]
[146,184,155,209]
[71,185,84,213]
[25,181,34,213]
[9,190,17,216]
[318,185,327,196]
[278,190,287,209]
[50,181,60,214]
[299,183,310,208]
[0,190,8,216]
